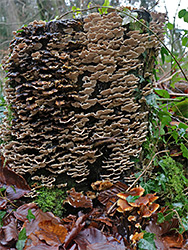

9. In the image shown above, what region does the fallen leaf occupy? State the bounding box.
[0,197,7,209]
[162,233,184,248]
[94,217,113,227]
[65,188,93,209]
[0,156,30,200]
[64,214,86,248]
[74,228,125,250]
[98,181,128,207]
[91,180,113,191]
[0,215,18,245]
[14,203,38,222]
[39,220,67,243]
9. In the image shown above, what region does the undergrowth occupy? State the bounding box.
[34,187,66,218]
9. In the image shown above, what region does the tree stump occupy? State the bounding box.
[0,10,165,188]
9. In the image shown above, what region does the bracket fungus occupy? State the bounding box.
[0,10,165,187]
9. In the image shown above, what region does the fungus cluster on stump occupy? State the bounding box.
[1,11,165,187]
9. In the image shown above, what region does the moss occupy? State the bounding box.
[34,187,67,218]
[159,156,188,203]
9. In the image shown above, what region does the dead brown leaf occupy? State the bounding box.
[14,203,38,222]
[64,214,86,249]
[65,188,93,209]
[0,156,30,200]
[74,228,125,250]
[39,220,67,243]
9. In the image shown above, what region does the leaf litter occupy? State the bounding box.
[0,158,187,249]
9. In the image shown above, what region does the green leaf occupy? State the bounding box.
[11,185,16,193]
[126,195,140,203]
[178,9,187,18]
[145,93,159,108]
[166,22,174,30]
[158,110,172,127]
[182,217,188,231]
[103,0,110,7]
[0,211,6,227]
[172,202,184,208]
[72,6,77,11]
[138,232,156,250]
[156,173,168,191]
[0,187,6,192]
[0,211,6,220]
[184,12,188,23]
[172,99,188,118]
[26,209,35,222]
[154,89,170,98]
[87,2,91,8]
[16,228,27,250]
[179,122,188,130]
[161,47,169,64]
[182,36,188,47]
[157,212,165,223]
[180,143,188,159]
[172,130,178,143]
[98,0,111,15]
[16,29,24,33]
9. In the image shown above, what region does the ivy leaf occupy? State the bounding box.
[157,212,165,223]
[154,89,170,98]
[26,209,35,222]
[178,9,187,18]
[138,232,156,250]
[16,228,27,250]
[126,195,140,203]
[158,110,172,127]
[166,22,174,30]
[184,12,188,23]
[182,36,188,47]
[179,122,188,130]
[180,143,188,159]
[145,93,159,108]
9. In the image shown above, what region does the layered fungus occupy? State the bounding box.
[0,11,165,187]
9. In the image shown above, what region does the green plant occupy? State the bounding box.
[138,231,156,250]
[144,91,188,159]
[34,187,66,218]
[16,228,27,250]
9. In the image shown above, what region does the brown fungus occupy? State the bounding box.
[0,11,164,187]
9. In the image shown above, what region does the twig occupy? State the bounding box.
[57,6,97,19]
[169,93,188,97]
[157,70,181,85]
[57,5,188,81]
[107,150,169,214]
[156,98,186,102]
[126,150,169,192]
[158,51,188,82]
[173,209,185,232]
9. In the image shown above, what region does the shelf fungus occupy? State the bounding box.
[1,10,165,187]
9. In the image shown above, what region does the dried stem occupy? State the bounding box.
[126,150,169,192]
